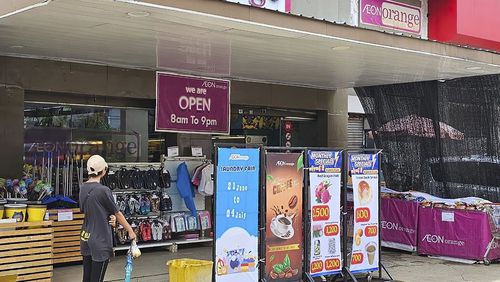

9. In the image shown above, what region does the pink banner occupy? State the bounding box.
[156,73,230,134]
[418,207,500,261]
[381,198,418,251]
[360,0,422,34]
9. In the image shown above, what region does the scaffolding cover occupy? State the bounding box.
[355,75,500,202]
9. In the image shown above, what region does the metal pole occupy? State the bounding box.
[304,150,310,277]
[212,145,218,282]
[378,152,383,280]
[260,146,266,282]
[342,150,348,282]
[303,150,311,281]
[56,152,60,196]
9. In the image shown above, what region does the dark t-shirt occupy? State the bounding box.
[79,182,118,262]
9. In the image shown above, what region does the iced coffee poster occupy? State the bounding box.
[308,151,342,277]
[215,148,260,282]
[265,152,304,281]
[349,154,380,273]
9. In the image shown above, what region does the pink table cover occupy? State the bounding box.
[418,207,500,261]
[381,198,419,251]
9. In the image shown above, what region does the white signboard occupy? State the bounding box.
[167,146,179,157]
[57,210,74,222]
[308,151,343,276]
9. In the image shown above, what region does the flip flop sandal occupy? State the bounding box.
[151,195,160,213]
[132,169,143,189]
[151,222,158,241]
[140,221,152,242]
[129,196,140,215]
[141,170,152,190]
[139,196,147,215]
[118,168,131,190]
[117,196,126,213]
[159,169,172,188]
[154,222,163,241]
[162,222,172,240]
[123,196,131,216]
[116,226,127,244]
[132,221,141,242]
[160,193,173,211]
[145,196,151,214]
[147,168,160,190]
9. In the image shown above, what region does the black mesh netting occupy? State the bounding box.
[355,75,500,202]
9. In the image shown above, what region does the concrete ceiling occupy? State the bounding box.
[1,0,500,89]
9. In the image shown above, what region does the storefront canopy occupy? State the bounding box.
[1,0,500,89]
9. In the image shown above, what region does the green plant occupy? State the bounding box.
[272,254,291,274]
[297,154,304,171]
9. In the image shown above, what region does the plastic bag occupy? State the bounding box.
[125,240,141,282]
[129,240,141,259]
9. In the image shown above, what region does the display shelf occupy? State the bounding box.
[108,162,163,167]
[112,189,161,194]
[0,221,53,282]
[48,209,84,266]
[113,237,212,251]
[125,213,161,220]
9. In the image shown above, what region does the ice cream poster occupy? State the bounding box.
[349,154,380,273]
[308,151,342,276]
[265,152,304,281]
[215,148,260,282]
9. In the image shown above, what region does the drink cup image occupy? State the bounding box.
[365,242,377,265]
[314,240,321,256]
[271,214,294,238]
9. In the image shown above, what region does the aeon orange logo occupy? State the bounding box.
[249,0,266,7]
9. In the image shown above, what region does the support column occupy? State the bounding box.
[327,88,349,148]
[0,85,24,178]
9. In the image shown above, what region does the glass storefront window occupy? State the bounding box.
[24,103,162,164]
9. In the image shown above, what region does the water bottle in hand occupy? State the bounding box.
[124,254,133,282]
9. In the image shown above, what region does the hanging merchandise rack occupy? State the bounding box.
[107,158,213,252]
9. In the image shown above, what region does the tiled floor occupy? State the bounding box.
[53,245,499,282]
[53,243,211,282]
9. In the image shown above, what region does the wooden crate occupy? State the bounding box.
[0,221,53,282]
[48,209,84,265]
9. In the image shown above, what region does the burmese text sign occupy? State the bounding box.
[349,154,380,273]
[308,150,342,277]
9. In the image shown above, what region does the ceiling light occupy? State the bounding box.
[126,11,150,18]
[10,45,24,49]
[331,46,350,51]
[284,116,315,121]
[466,66,482,71]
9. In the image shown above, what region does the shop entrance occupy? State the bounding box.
[213,105,327,148]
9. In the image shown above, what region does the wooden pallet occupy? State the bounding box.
[0,221,53,282]
[47,209,84,265]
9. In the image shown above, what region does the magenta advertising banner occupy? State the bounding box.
[156,72,230,134]
[225,0,291,13]
[380,198,418,251]
[418,207,500,261]
[360,0,422,35]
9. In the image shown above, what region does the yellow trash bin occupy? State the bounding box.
[167,259,213,282]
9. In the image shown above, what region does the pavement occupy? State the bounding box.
[53,245,500,282]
